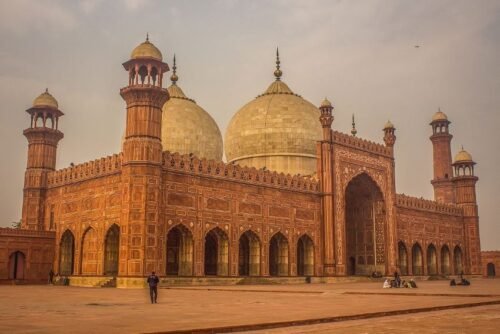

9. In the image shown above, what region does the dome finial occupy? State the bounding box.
[45,88,48,93]
[461,144,464,151]
[146,32,149,42]
[274,47,282,81]
[351,114,357,136]
[170,54,178,84]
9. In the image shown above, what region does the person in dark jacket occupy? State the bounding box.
[147,271,160,304]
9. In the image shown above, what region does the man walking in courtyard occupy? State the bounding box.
[147,271,160,304]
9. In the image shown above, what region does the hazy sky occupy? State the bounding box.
[0,0,499,250]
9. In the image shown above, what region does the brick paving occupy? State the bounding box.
[0,279,499,333]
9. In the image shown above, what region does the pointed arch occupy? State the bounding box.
[269,232,289,276]
[80,227,98,275]
[8,251,26,280]
[441,245,451,275]
[166,224,194,276]
[398,241,408,275]
[454,245,463,275]
[104,224,120,276]
[238,230,261,276]
[59,229,75,276]
[487,263,496,277]
[427,244,437,275]
[345,172,386,275]
[412,242,423,275]
[204,227,229,276]
[297,234,314,276]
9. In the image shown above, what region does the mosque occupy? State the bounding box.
[0,37,493,286]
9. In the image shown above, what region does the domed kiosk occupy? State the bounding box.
[225,50,322,176]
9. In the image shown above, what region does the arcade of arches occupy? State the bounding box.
[397,241,464,276]
[59,225,120,277]
[163,226,315,277]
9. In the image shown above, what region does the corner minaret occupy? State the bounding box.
[430,109,455,203]
[383,120,396,148]
[120,35,169,163]
[317,97,335,276]
[22,89,64,230]
[119,36,169,276]
[452,148,481,274]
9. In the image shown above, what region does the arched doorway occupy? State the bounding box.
[269,232,289,276]
[81,228,98,275]
[487,263,496,277]
[166,225,194,276]
[345,173,386,275]
[204,227,229,276]
[412,243,423,275]
[398,241,408,275]
[427,244,437,275]
[297,235,314,276]
[454,246,463,275]
[239,230,261,276]
[59,230,75,275]
[441,245,451,275]
[8,251,25,279]
[104,225,120,276]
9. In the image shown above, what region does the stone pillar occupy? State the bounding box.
[317,98,336,276]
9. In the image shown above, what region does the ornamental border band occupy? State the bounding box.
[1,37,496,288]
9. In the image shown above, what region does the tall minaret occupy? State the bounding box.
[317,98,335,276]
[430,109,455,203]
[22,89,64,230]
[452,148,481,275]
[120,36,169,276]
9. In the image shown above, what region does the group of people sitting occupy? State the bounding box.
[450,272,471,286]
[382,271,472,288]
[383,272,417,288]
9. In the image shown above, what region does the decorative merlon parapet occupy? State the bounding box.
[48,153,122,187]
[396,194,463,215]
[0,227,55,238]
[162,151,319,193]
[332,131,392,157]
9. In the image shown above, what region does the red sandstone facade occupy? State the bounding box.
[1,41,490,285]
[482,251,500,278]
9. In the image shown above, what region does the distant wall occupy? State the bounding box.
[0,228,55,282]
[482,251,500,278]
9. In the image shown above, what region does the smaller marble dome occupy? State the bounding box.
[432,109,448,122]
[130,35,162,61]
[384,120,394,129]
[161,56,223,160]
[33,89,58,109]
[454,149,473,163]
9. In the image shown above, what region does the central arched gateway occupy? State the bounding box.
[269,232,289,276]
[166,225,194,276]
[204,227,229,276]
[238,230,261,276]
[345,173,386,275]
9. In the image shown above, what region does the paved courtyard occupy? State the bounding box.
[0,279,499,333]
